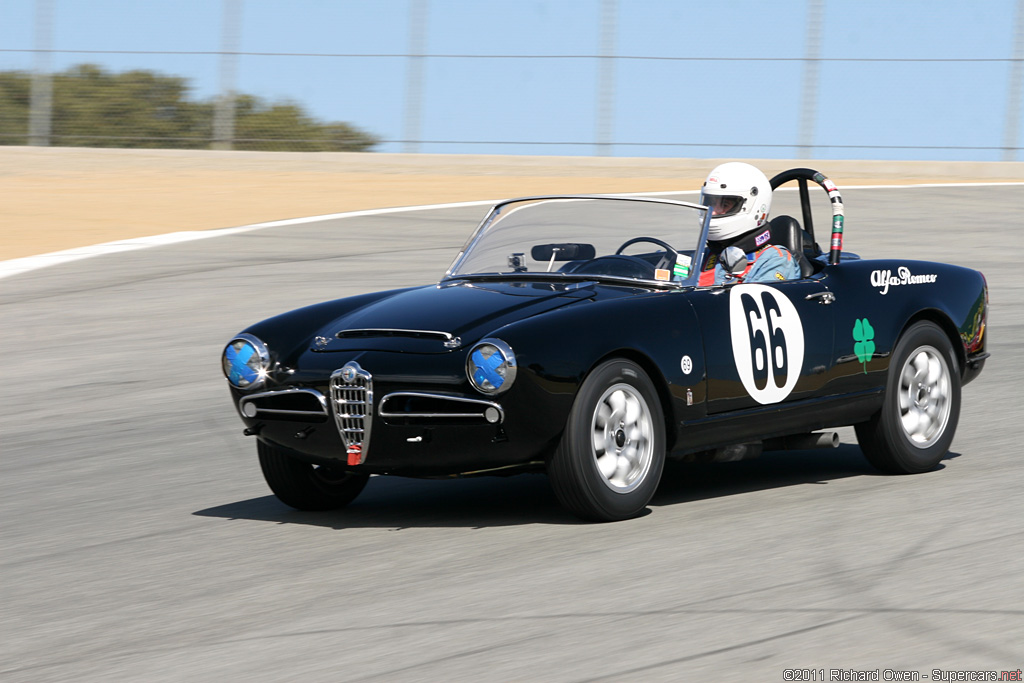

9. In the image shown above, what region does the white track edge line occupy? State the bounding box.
[0,198,500,281]
[3,181,1023,280]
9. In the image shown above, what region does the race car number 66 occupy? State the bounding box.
[729,284,805,405]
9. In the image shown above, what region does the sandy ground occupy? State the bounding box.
[4,147,1024,261]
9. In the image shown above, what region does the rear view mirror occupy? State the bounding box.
[530,243,596,262]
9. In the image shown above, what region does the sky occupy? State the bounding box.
[1,0,1022,161]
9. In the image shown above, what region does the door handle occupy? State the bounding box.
[805,291,835,304]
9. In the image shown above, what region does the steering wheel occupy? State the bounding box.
[614,237,679,271]
[569,236,681,279]
[566,255,656,279]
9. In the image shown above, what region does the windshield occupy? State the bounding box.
[444,196,710,286]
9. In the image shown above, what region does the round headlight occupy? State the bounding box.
[222,334,270,390]
[467,338,517,395]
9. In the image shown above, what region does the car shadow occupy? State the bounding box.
[653,445,960,508]
[194,445,960,529]
[194,473,576,529]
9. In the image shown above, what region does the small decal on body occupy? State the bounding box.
[681,355,693,374]
[754,229,771,247]
[852,318,875,374]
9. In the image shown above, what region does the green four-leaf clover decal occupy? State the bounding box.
[852,318,875,373]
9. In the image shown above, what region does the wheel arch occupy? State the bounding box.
[495,292,696,456]
[899,308,965,375]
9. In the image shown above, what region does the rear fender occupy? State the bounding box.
[823,259,986,382]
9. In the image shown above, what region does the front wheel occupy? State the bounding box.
[258,440,369,511]
[855,321,961,474]
[548,359,666,522]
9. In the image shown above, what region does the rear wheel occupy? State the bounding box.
[548,359,666,522]
[258,440,369,511]
[855,321,961,474]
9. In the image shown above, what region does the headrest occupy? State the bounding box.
[769,215,803,255]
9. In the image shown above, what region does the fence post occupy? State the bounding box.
[403,0,428,154]
[1004,0,1024,161]
[28,0,54,147]
[213,0,241,150]
[797,0,823,159]
[595,0,617,157]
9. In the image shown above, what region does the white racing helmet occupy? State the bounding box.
[699,162,772,242]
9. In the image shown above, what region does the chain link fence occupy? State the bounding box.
[3,0,1024,160]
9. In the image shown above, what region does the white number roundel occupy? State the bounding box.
[728,284,805,405]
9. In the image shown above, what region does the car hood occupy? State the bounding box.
[311,280,596,353]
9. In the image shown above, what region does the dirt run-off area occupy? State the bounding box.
[4,146,1023,261]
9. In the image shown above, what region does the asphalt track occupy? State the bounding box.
[2,186,1022,682]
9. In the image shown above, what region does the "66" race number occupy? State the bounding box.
[729,284,805,405]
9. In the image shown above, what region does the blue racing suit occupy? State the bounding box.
[701,244,802,285]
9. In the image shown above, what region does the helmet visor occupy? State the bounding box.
[701,194,744,218]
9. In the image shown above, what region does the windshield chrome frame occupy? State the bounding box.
[442,195,712,288]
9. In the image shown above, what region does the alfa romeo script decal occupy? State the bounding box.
[870,266,938,295]
[729,284,805,405]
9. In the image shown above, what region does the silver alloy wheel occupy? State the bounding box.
[591,383,654,492]
[898,345,952,448]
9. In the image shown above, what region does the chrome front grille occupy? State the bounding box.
[330,362,373,465]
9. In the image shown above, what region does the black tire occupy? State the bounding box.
[258,440,369,511]
[855,321,961,474]
[547,359,666,522]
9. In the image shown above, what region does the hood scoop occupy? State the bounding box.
[335,328,461,349]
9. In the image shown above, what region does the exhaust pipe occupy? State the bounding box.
[765,431,839,451]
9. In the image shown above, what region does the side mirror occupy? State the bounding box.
[720,246,748,276]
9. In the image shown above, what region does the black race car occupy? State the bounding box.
[221,169,988,522]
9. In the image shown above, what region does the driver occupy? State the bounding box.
[697,162,801,286]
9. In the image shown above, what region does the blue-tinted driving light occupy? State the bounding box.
[222,333,270,390]
[467,338,517,395]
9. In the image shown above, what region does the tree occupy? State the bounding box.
[231,94,378,152]
[0,71,31,143]
[0,64,379,152]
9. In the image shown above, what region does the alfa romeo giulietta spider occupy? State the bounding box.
[222,169,988,521]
